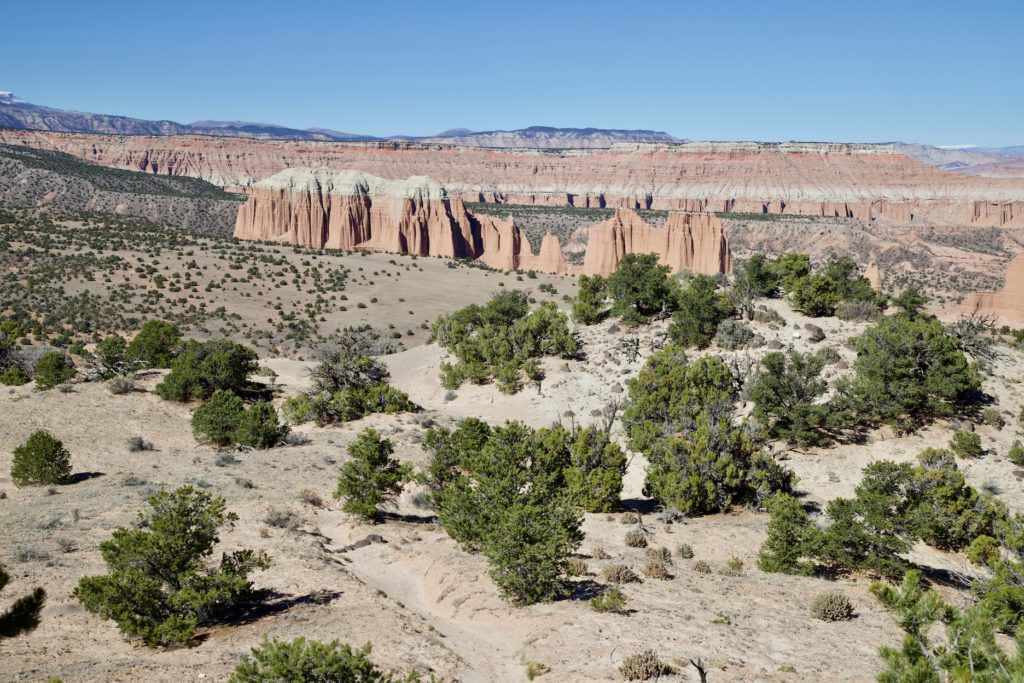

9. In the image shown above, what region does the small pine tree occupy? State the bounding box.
[233,401,288,449]
[11,430,72,487]
[572,274,608,325]
[191,390,245,446]
[74,486,269,646]
[33,352,75,390]
[230,638,401,682]
[126,320,181,368]
[334,429,410,520]
[758,494,816,575]
[0,566,45,639]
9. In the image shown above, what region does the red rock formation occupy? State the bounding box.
[581,209,732,276]
[960,253,1024,326]
[5,130,1024,227]
[233,169,478,258]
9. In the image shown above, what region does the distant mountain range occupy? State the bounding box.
[0,92,680,148]
[1,93,1021,168]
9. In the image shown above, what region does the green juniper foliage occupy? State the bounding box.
[11,430,72,487]
[75,486,270,646]
[126,320,182,368]
[606,253,678,325]
[229,638,422,683]
[33,351,75,390]
[572,274,609,325]
[156,339,259,401]
[432,291,577,394]
[424,420,584,604]
[748,349,830,446]
[335,429,411,520]
[668,275,733,349]
[0,566,45,639]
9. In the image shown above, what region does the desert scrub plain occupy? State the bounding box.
[2,242,1024,681]
[0,207,575,358]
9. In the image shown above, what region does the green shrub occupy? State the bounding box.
[431,292,577,393]
[334,429,410,520]
[872,570,1024,681]
[757,494,815,575]
[676,543,694,559]
[810,591,854,621]
[788,254,879,317]
[714,318,756,349]
[281,394,314,425]
[607,254,677,325]
[191,390,245,446]
[11,431,71,487]
[94,336,129,378]
[622,348,737,453]
[589,587,627,613]
[1009,441,1024,466]
[949,430,983,458]
[644,412,793,516]
[229,638,406,683]
[770,252,811,291]
[0,566,45,639]
[563,426,626,513]
[74,486,270,646]
[833,314,980,433]
[427,420,583,604]
[572,274,608,325]
[0,365,29,386]
[668,275,732,348]
[233,401,288,449]
[34,352,75,390]
[748,350,830,446]
[156,339,259,402]
[126,320,181,368]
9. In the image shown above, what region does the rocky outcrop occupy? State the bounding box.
[234,169,479,257]
[581,209,731,276]
[961,253,1024,325]
[234,170,728,277]
[5,130,1024,227]
[475,215,569,273]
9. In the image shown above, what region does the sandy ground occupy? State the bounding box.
[2,299,1023,682]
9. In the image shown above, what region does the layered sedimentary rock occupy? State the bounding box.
[234,169,729,277]
[234,169,478,257]
[5,130,1024,227]
[581,209,731,276]
[961,253,1024,325]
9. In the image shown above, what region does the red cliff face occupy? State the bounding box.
[581,209,732,276]
[233,170,478,257]
[234,170,731,278]
[5,130,1024,228]
[961,252,1024,326]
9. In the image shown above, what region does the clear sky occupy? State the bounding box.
[3,0,1021,146]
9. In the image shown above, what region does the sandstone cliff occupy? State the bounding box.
[6,130,1024,228]
[961,253,1024,326]
[233,170,731,277]
[581,209,732,276]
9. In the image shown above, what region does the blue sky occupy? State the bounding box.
[2,0,1021,145]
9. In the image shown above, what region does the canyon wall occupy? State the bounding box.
[4,130,1024,227]
[961,253,1024,326]
[233,169,728,277]
[581,209,731,276]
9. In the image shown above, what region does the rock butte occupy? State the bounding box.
[961,252,1024,326]
[3,130,1024,227]
[233,169,730,276]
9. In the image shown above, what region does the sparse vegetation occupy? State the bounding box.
[11,430,71,487]
[74,486,270,646]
